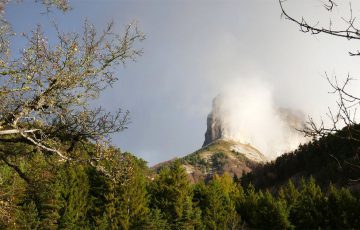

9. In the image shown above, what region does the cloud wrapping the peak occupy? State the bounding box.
[209,77,309,159]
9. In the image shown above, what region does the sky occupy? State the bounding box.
[6,0,360,165]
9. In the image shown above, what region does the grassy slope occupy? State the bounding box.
[152,140,264,183]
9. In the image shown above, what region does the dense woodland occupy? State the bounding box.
[242,124,360,190]
[1,0,360,229]
[1,139,360,229]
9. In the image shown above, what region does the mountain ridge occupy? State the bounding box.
[152,139,266,183]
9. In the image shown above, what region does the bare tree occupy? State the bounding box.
[279,0,360,182]
[279,0,360,138]
[279,0,360,42]
[0,2,144,175]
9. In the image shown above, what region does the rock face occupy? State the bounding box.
[203,95,308,158]
[202,96,224,147]
[230,143,267,162]
[203,96,224,147]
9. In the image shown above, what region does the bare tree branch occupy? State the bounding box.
[0,1,145,180]
[279,0,360,43]
[279,0,360,181]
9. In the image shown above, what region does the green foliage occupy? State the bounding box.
[211,152,227,171]
[0,159,27,227]
[145,209,171,230]
[1,141,360,229]
[194,173,241,229]
[237,183,259,227]
[115,154,149,230]
[149,160,202,229]
[289,177,326,229]
[183,153,207,166]
[87,152,150,230]
[58,164,90,229]
[256,191,291,229]
[278,180,300,209]
[326,185,360,229]
[21,154,63,229]
[243,124,360,190]
[15,201,40,230]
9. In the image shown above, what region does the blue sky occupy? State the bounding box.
[7,0,360,165]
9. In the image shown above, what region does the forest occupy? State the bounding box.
[0,140,360,229]
[1,0,360,229]
[0,137,360,229]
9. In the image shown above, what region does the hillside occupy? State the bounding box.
[153,122,360,190]
[242,125,360,191]
[152,139,267,183]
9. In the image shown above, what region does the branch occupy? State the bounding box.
[0,153,31,184]
[0,129,39,135]
[279,0,360,40]
[19,130,69,161]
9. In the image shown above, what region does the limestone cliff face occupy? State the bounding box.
[202,95,308,158]
[203,96,223,147]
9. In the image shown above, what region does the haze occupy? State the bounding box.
[210,77,309,159]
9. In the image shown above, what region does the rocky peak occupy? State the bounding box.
[203,96,224,147]
[203,94,308,159]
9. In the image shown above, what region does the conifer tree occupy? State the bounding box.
[88,152,150,229]
[22,154,63,229]
[326,185,360,228]
[145,209,171,230]
[289,177,326,229]
[194,173,241,229]
[0,159,27,227]
[116,154,149,230]
[238,183,259,227]
[278,180,300,209]
[256,191,291,229]
[86,166,108,227]
[15,200,40,230]
[149,160,201,229]
[57,164,90,229]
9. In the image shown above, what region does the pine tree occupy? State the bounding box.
[86,166,109,228]
[0,158,27,228]
[145,209,171,230]
[24,154,63,229]
[88,152,150,230]
[238,183,259,227]
[103,182,121,229]
[289,177,326,229]
[15,200,40,230]
[116,154,149,230]
[195,173,241,229]
[278,180,300,209]
[57,164,90,229]
[256,191,291,229]
[326,184,359,228]
[149,160,201,229]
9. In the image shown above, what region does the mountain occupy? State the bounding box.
[152,139,266,183]
[202,94,309,157]
[153,92,313,182]
[153,95,310,183]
